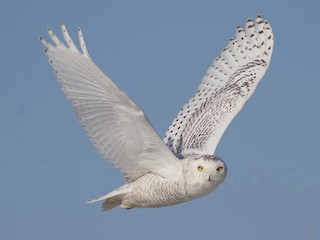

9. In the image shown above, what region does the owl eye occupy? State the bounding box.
[197,166,204,171]
[216,166,223,173]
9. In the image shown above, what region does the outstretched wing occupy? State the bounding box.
[40,24,181,181]
[163,15,274,158]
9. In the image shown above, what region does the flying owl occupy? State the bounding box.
[40,15,273,211]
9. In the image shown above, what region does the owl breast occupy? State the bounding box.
[121,173,191,208]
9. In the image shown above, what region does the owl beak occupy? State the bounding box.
[208,175,211,182]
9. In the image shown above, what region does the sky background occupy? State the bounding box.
[1,0,319,239]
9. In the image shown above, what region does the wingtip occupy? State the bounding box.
[247,18,253,23]
[47,27,54,36]
[39,36,47,51]
[39,36,48,45]
[60,21,67,31]
[256,14,264,24]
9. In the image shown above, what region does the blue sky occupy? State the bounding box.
[1,0,319,239]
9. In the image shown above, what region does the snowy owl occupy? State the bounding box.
[40,15,273,211]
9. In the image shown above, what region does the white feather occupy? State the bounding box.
[163,15,274,157]
[40,24,181,182]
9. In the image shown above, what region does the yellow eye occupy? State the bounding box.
[198,166,204,171]
[216,166,223,173]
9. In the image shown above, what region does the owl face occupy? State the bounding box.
[183,155,227,199]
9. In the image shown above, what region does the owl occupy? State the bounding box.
[40,15,273,211]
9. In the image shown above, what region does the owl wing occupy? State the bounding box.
[163,15,274,158]
[40,24,181,182]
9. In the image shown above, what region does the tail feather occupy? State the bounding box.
[102,193,127,211]
[86,185,131,211]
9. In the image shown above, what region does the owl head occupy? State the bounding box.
[183,155,227,199]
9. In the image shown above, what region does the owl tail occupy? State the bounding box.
[102,193,128,211]
[86,185,132,211]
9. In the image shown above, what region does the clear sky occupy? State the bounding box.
[1,0,319,239]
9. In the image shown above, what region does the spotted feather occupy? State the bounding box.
[163,15,273,158]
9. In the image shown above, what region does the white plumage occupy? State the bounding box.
[40,15,273,211]
[163,15,273,157]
